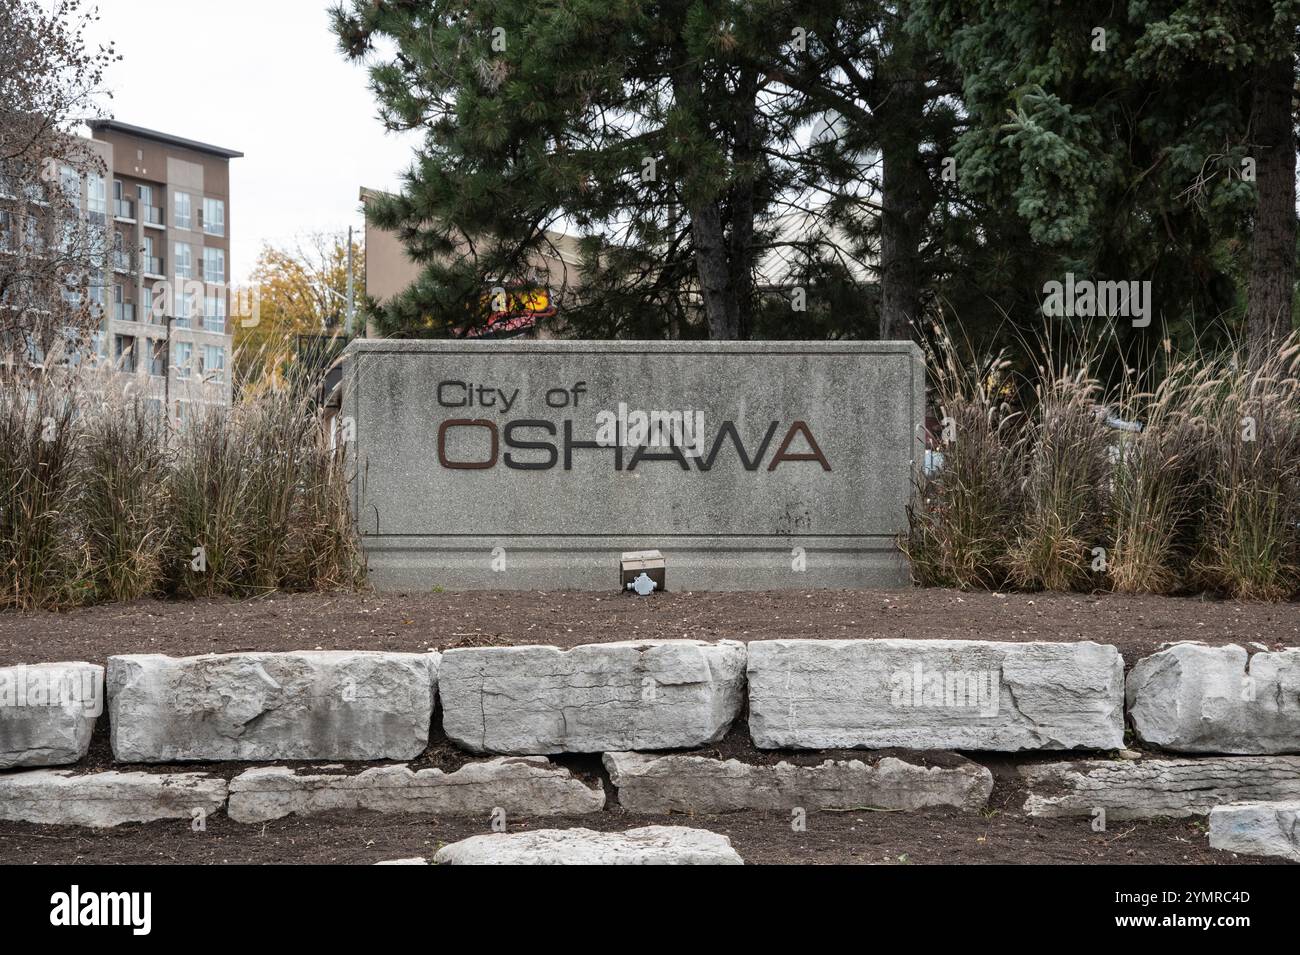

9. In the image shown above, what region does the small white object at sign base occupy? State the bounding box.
[627,573,658,596]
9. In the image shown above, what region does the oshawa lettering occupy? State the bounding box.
[436,418,830,472]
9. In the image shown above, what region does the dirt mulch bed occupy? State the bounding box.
[0,804,1274,865]
[1,587,1296,668]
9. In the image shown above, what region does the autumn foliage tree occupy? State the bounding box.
[233,232,363,392]
[0,0,118,358]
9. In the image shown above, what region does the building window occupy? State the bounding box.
[22,214,41,254]
[149,340,167,377]
[202,247,224,283]
[174,191,192,230]
[113,180,134,219]
[202,198,225,236]
[203,291,227,331]
[174,341,193,379]
[173,286,195,327]
[139,184,163,226]
[88,269,106,309]
[59,165,79,202]
[142,235,161,275]
[201,344,225,383]
[174,242,192,279]
[87,174,107,222]
[114,334,136,373]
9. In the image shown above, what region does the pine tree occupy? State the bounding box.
[331,0,813,340]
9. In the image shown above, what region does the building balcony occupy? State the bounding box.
[114,198,136,221]
[114,302,136,322]
[111,249,136,273]
[142,205,165,228]
[142,256,164,277]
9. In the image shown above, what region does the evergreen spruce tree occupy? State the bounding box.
[909,0,1298,358]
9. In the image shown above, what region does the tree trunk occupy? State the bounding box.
[725,71,760,340]
[691,201,739,339]
[690,71,759,342]
[877,44,927,341]
[1246,51,1297,359]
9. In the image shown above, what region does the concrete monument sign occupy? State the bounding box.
[343,340,923,590]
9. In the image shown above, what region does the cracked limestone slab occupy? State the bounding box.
[0,769,227,827]
[605,751,992,812]
[1209,801,1300,862]
[746,639,1124,751]
[1127,644,1300,754]
[432,825,744,865]
[227,756,605,822]
[0,662,103,769]
[439,640,746,754]
[1021,755,1300,819]
[107,651,440,762]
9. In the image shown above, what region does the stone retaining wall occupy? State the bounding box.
[438,640,746,754]
[3,639,1299,835]
[108,651,440,762]
[1127,645,1300,754]
[0,663,102,769]
[747,639,1125,751]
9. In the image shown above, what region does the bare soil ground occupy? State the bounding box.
[1,587,1296,669]
[0,801,1273,866]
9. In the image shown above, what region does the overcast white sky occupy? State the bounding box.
[81,0,418,282]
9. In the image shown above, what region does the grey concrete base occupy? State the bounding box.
[364,535,909,591]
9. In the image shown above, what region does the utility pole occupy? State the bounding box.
[163,314,171,408]
[345,224,355,338]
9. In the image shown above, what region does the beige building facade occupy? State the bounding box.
[86,121,242,419]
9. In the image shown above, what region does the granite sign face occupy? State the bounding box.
[343,340,923,590]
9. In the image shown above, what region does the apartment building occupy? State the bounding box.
[84,120,242,420]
